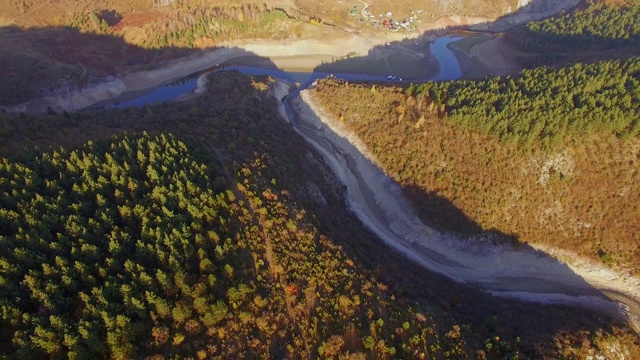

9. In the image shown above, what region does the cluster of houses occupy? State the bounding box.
[355,8,423,32]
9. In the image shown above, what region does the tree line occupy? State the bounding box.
[507,2,640,52]
[408,56,640,150]
[0,81,471,358]
[0,69,635,358]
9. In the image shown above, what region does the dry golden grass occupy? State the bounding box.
[311,78,640,275]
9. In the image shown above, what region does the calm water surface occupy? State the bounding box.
[113,36,463,108]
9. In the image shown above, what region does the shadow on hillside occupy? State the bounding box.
[0,25,198,106]
[313,0,636,78]
[0,0,583,107]
[502,17,640,69]
[1,68,634,356]
[97,10,123,27]
[312,0,585,78]
[0,0,638,349]
[477,0,581,32]
[288,96,640,351]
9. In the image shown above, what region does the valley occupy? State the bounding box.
[0,0,639,358]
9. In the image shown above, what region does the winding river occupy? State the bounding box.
[104,36,639,329]
[111,36,462,108]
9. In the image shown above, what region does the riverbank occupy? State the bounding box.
[448,32,524,79]
[291,84,640,331]
[0,12,534,114]
[447,33,492,79]
[3,28,529,113]
[2,31,443,113]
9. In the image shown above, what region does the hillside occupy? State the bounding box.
[505,0,640,67]
[1,0,640,358]
[1,71,638,358]
[0,72,451,359]
[308,0,640,278]
[1,0,518,30]
[310,52,639,277]
[0,0,582,107]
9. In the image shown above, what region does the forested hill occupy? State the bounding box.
[311,54,640,278]
[505,0,640,67]
[515,1,640,50]
[1,71,637,358]
[3,133,455,358]
[0,74,459,358]
[413,56,640,149]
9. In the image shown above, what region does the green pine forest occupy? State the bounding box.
[1,71,637,358]
[513,1,640,52]
[505,0,640,67]
[2,0,640,358]
[312,56,639,277]
[310,0,640,281]
[410,56,639,149]
[2,131,457,358]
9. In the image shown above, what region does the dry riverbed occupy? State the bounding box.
[291,85,640,332]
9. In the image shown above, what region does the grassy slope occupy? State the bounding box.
[309,0,640,275]
[1,0,518,28]
[0,71,638,358]
[311,68,640,274]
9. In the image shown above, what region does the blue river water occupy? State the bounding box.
[431,36,463,80]
[113,36,462,108]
